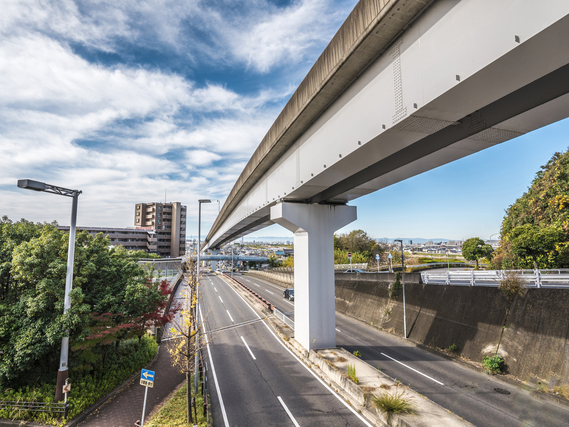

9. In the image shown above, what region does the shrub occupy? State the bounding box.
[372,389,415,420]
[482,355,505,374]
[448,344,458,352]
[353,350,362,357]
[348,364,359,384]
[498,271,524,298]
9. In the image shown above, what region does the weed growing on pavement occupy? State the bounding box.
[348,364,359,384]
[353,350,362,357]
[449,343,458,352]
[372,389,416,421]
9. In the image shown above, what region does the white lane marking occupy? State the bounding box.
[214,287,218,293]
[277,396,300,427]
[335,328,341,332]
[265,289,274,295]
[199,307,230,427]
[253,283,260,287]
[226,310,235,323]
[221,278,373,427]
[219,296,224,303]
[241,336,256,360]
[380,352,444,386]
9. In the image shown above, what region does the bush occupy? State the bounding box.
[482,355,505,374]
[448,344,458,352]
[498,271,524,298]
[0,335,158,425]
[353,350,362,357]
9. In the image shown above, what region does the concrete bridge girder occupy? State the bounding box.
[271,202,357,351]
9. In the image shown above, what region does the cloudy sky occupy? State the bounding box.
[1,0,568,242]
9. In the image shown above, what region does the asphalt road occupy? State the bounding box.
[199,273,373,427]
[240,272,569,427]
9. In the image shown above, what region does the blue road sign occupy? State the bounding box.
[141,369,155,381]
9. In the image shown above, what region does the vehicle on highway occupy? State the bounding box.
[343,269,366,273]
[283,288,294,301]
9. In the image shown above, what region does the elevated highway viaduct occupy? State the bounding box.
[204,0,569,352]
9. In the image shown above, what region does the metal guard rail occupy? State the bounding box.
[222,273,274,311]
[0,400,69,418]
[421,269,569,288]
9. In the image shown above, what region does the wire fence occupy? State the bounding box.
[0,400,69,419]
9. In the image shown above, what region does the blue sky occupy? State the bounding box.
[1,0,568,243]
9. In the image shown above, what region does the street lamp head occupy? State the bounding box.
[17,179,46,192]
[198,199,212,204]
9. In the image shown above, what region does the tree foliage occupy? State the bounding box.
[462,237,493,268]
[0,218,173,389]
[334,229,384,264]
[495,149,569,269]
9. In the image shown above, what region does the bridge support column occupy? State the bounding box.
[271,202,356,351]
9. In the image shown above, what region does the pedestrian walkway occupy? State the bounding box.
[77,342,185,427]
[77,277,189,427]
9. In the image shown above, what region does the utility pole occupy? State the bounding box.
[395,239,407,339]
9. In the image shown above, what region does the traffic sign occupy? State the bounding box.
[347,252,352,259]
[62,383,71,393]
[388,253,392,259]
[140,369,155,388]
[375,254,379,260]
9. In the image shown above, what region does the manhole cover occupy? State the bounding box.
[494,388,511,395]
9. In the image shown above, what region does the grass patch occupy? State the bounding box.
[145,379,210,427]
[372,389,416,420]
[552,385,569,399]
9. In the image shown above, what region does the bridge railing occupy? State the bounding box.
[421,269,569,288]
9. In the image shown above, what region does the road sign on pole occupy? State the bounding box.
[376,254,380,272]
[139,369,155,427]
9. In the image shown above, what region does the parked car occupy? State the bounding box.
[283,288,294,301]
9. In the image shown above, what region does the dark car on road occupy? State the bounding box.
[283,288,294,301]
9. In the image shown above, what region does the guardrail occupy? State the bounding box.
[421,269,569,288]
[0,400,69,418]
[274,307,295,330]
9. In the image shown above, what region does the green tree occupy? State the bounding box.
[462,237,493,269]
[497,149,569,268]
[0,223,171,388]
[334,229,384,263]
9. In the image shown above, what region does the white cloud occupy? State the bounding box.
[185,150,221,167]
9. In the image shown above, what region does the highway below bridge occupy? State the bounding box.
[201,272,569,427]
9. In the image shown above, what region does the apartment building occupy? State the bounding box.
[59,202,187,258]
[134,202,187,257]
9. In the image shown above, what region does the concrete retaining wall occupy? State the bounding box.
[335,274,569,386]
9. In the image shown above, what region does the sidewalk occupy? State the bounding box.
[76,342,185,427]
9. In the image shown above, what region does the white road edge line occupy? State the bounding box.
[220,278,373,427]
[226,310,235,323]
[199,307,230,427]
[219,296,223,303]
[380,352,444,386]
[241,336,256,360]
[277,396,300,427]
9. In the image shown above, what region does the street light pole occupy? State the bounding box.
[195,199,211,395]
[17,179,81,402]
[395,239,407,339]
